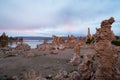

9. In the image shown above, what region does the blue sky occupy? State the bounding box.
[0,0,120,37]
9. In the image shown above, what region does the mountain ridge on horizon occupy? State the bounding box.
[15,36,86,40]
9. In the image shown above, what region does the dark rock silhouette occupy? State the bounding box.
[0,32,23,47]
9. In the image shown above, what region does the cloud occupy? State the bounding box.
[0,0,120,36]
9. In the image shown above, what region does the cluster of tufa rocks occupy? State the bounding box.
[0,46,16,58]
[69,17,120,80]
[3,69,81,80]
[0,43,33,58]
[0,32,23,47]
[15,43,31,51]
[93,17,120,80]
[37,34,85,50]
[4,69,46,80]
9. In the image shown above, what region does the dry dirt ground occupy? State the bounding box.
[0,48,76,78]
[0,47,120,79]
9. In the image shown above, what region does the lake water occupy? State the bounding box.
[8,40,52,48]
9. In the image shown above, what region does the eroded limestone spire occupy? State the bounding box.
[86,27,92,43]
[93,17,120,80]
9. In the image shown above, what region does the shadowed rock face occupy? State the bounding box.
[78,52,95,80]
[0,32,8,41]
[93,17,120,80]
[0,32,8,47]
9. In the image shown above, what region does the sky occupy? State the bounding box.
[0,0,120,37]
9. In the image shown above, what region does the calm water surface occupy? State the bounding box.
[8,40,52,48]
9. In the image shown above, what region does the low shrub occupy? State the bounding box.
[86,37,94,44]
[111,40,120,46]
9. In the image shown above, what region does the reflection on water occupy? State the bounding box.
[8,41,18,48]
[0,40,52,48]
[7,40,52,48]
[23,40,43,48]
[0,41,18,48]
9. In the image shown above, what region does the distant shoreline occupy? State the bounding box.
[15,36,52,40]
